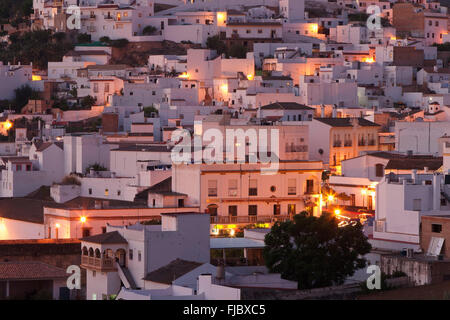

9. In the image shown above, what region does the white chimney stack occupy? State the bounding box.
[412,169,418,184]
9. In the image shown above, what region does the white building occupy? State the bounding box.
[80,212,210,300]
[0,62,32,100]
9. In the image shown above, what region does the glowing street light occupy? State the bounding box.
[327,195,334,201]
[3,121,12,130]
[80,216,87,223]
[334,209,341,216]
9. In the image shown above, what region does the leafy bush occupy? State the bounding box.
[61,175,81,186]
[142,25,157,35]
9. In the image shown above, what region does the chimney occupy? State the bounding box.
[332,105,337,118]
[412,169,418,184]
[433,173,441,211]
[320,104,325,117]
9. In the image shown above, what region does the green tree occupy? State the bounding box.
[263,211,372,290]
[228,43,247,58]
[206,35,227,56]
[80,95,96,108]
[143,105,158,117]
[142,25,157,35]
[77,33,91,44]
[14,85,40,110]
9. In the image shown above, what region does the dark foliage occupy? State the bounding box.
[263,211,372,289]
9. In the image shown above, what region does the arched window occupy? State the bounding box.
[95,249,101,258]
[375,163,384,177]
[88,248,94,257]
[82,246,88,256]
[207,204,218,216]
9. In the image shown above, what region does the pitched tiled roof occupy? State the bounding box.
[385,158,443,171]
[0,198,51,224]
[80,231,127,244]
[134,177,186,200]
[260,102,314,110]
[0,261,68,280]
[143,259,203,284]
[36,142,63,152]
[315,117,380,127]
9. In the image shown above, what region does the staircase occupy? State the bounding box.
[116,262,138,290]
[441,191,450,203]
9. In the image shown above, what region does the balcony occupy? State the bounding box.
[81,14,96,20]
[333,141,342,147]
[344,141,352,147]
[368,139,376,146]
[81,256,116,271]
[358,140,366,146]
[210,215,290,225]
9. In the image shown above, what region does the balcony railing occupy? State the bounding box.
[81,256,115,270]
[368,139,376,146]
[333,141,342,147]
[344,141,352,147]
[210,215,290,224]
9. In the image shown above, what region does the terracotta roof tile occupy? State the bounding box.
[0,261,68,280]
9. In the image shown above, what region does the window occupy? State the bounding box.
[178,198,184,208]
[89,188,92,195]
[93,270,96,277]
[129,249,133,260]
[105,189,109,196]
[228,179,238,196]
[138,251,141,262]
[208,204,218,216]
[94,83,99,93]
[375,164,384,177]
[273,204,281,215]
[228,205,237,216]
[117,190,121,196]
[16,164,22,171]
[249,179,258,196]
[248,205,257,216]
[306,180,314,194]
[102,227,106,233]
[104,83,110,93]
[208,180,217,197]
[288,204,296,216]
[288,179,296,195]
[432,224,442,233]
